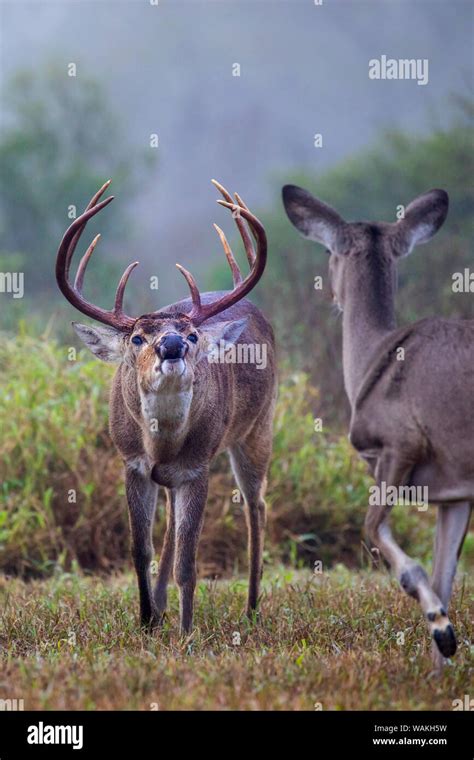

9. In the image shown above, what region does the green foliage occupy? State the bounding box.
[0,331,125,576]
[0,64,155,331]
[2,335,467,579]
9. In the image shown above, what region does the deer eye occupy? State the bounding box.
[187,333,198,344]
[131,335,143,346]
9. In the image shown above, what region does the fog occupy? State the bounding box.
[1,0,471,298]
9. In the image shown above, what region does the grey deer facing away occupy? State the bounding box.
[282,184,473,667]
[56,180,277,635]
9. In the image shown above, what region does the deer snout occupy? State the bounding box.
[157,334,188,361]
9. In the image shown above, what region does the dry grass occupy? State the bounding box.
[0,567,472,711]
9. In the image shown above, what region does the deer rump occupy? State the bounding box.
[351,317,474,503]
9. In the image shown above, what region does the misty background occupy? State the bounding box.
[0,0,472,423]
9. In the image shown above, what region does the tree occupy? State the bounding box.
[0,64,155,314]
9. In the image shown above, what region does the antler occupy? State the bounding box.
[57,180,266,331]
[55,180,138,331]
[175,180,267,326]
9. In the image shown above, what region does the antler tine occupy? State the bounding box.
[65,180,112,279]
[56,183,138,331]
[233,191,256,265]
[210,178,233,204]
[114,261,140,316]
[213,223,242,286]
[211,179,255,268]
[183,197,266,327]
[176,264,201,311]
[74,233,101,292]
[216,200,266,259]
[233,191,248,211]
[57,197,114,287]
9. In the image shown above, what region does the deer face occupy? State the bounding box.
[129,315,201,389]
[282,184,449,312]
[127,314,246,392]
[73,313,247,392]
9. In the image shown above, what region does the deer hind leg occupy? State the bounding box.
[365,450,456,659]
[430,501,472,668]
[125,465,158,628]
[153,488,176,622]
[173,474,208,635]
[229,428,272,618]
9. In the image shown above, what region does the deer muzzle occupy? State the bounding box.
[157,334,188,360]
[157,334,188,377]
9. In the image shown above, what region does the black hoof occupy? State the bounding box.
[140,609,162,631]
[433,624,457,658]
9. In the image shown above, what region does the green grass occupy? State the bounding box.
[0,567,472,710]
[3,332,469,578]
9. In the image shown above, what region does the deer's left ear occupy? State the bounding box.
[73,322,125,362]
[201,317,248,355]
[395,189,449,256]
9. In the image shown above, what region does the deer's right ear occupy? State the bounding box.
[282,185,345,251]
[72,322,124,363]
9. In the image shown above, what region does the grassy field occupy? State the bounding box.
[0,566,472,711]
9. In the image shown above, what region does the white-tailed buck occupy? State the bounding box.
[283,184,473,666]
[56,180,276,634]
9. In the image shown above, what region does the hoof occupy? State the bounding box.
[433,624,457,658]
[140,608,162,631]
[149,610,167,630]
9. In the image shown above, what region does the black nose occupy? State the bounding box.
[157,334,187,360]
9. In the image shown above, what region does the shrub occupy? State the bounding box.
[1,333,470,578]
[0,330,125,575]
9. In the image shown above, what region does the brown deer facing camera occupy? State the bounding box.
[283,184,473,667]
[56,180,276,634]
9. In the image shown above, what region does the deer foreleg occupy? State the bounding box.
[125,465,158,628]
[173,474,208,635]
[430,501,471,667]
[153,488,176,620]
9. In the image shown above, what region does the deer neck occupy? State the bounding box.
[141,384,191,437]
[342,255,396,407]
[137,373,194,458]
[137,362,212,460]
